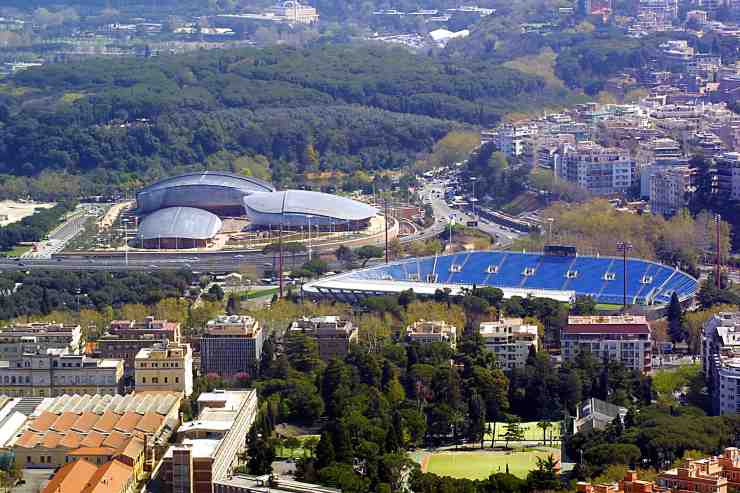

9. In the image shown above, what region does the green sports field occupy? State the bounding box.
[423,448,560,480]
[484,421,562,443]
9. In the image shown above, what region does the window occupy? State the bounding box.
[175,377,179,384]
[142,377,146,384]
[152,377,159,384]
[164,377,168,383]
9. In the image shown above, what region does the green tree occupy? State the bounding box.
[503,417,525,449]
[355,245,384,267]
[537,421,553,446]
[667,292,685,342]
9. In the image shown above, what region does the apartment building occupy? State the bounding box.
[578,470,668,493]
[0,323,82,359]
[158,390,259,493]
[406,320,457,349]
[479,318,539,370]
[0,350,124,397]
[96,317,181,377]
[290,316,359,361]
[561,315,653,373]
[657,455,729,493]
[555,141,635,195]
[649,166,694,216]
[702,312,740,415]
[201,315,264,376]
[482,123,538,158]
[715,152,740,201]
[134,341,193,396]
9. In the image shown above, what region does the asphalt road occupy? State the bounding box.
[1,251,298,274]
[412,181,522,248]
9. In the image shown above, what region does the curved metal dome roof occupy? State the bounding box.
[243,190,378,221]
[139,171,275,195]
[136,207,223,240]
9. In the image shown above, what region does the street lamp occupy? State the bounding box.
[616,241,633,311]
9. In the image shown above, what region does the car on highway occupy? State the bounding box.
[233,254,245,259]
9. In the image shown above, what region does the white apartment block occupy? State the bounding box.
[135,341,193,396]
[561,315,652,373]
[555,141,635,195]
[0,323,82,359]
[406,320,457,349]
[715,152,740,201]
[479,318,539,370]
[649,166,694,216]
[482,123,538,158]
[702,312,740,415]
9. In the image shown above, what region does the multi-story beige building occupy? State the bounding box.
[96,317,181,377]
[290,316,358,361]
[406,320,457,349]
[479,319,539,370]
[0,350,124,397]
[561,315,652,373]
[134,342,193,396]
[0,323,82,359]
[201,316,264,376]
[265,1,319,23]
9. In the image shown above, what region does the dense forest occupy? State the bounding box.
[0,44,577,194]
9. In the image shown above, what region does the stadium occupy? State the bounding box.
[133,172,384,250]
[301,249,699,306]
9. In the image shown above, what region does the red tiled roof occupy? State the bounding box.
[80,431,106,448]
[59,431,84,449]
[563,323,650,335]
[102,431,129,450]
[41,458,98,493]
[81,459,133,493]
[51,412,79,433]
[15,430,41,449]
[114,412,141,433]
[92,411,119,433]
[72,412,99,433]
[28,411,57,432]
[41,431,63,449]
[134,412,162,434]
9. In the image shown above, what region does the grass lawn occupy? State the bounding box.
[484,421,562,443]
[241,287,279,300]
[424,449,559,480]
[3,245,31,257]
[595,303,624,311]
[275,434,320,459]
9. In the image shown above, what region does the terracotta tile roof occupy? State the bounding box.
[92,411,119,433]
[119,437,145,462]
[72,412,99,433]
[41,458,98,493]
[114,412,141,433]
[28,411,57,432]
[102,431,129,450]
[80,431,106,448]
[58,431,84,449]
[81,459,134,493]
[134,412,161,434]
[50,412,78,433]
[41,431,63,449]
[15,430,42,449]
[68,446,117,457]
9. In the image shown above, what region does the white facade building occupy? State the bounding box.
[649,166,694,216]
[479,318,539,370]
[715,152,740,200]
[555,141,635,195]
[406,320,457,349]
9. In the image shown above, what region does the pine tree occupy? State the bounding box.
[316,431,335,468]
[226,293,240,316]
[667,292,685,342]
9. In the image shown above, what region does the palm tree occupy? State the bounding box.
[537,421,553,446]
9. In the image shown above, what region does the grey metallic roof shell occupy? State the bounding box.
[136,171,275,214]
[243,190,378,222]
[136,207,223,240]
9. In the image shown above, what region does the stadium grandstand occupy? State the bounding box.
[136,171,275,215]
[302,249,698,306]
